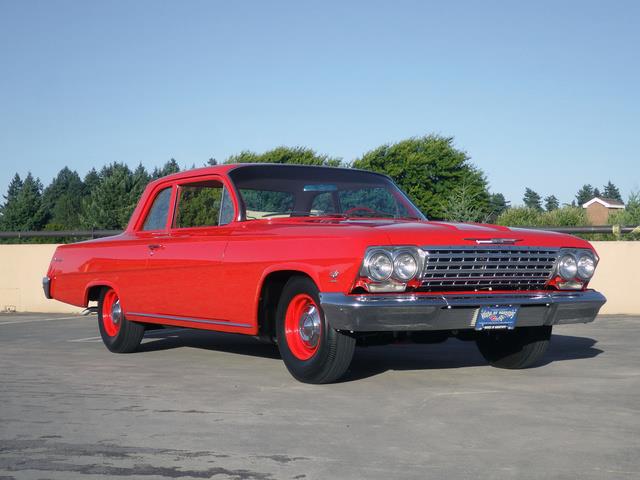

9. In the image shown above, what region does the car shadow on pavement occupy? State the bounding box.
[343,334,603,381]
[134,328,603,381]
[136,328,281,359]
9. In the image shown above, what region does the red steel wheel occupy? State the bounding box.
[276,276,355,383]
[284,293,322,360]
[101,289,122,337]
[97,287,145,353]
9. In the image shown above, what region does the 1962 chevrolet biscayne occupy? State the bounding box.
[44,164,606,383]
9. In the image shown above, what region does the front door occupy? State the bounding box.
[143,176,236,322]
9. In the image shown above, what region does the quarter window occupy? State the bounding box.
[142,187,172,231]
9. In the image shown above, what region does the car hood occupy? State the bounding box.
[265,218,591,249]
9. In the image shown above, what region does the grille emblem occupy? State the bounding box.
[467,238,522,245]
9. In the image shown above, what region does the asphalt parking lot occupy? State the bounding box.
[1,313,638,480]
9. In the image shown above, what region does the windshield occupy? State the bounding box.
[228,165,426,221]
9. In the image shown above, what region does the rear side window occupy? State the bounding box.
[174,181,227,228]
[142,187,172,231]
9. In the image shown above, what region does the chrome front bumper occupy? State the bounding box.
[319,290,606,332]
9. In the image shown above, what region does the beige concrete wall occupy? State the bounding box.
[588,241,640,315]
[1,242,638,315]
[0,244,81,314]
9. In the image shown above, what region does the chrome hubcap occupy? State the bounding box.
[111,300,122,325]
[298,305,321,347]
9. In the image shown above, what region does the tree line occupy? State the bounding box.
[0,134,637,236]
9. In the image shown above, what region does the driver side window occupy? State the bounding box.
[174,181,234,228]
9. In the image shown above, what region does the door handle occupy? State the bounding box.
[147,244,164,254]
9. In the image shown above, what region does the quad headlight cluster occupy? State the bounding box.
[555,248,598,288]
[361,247,422,284]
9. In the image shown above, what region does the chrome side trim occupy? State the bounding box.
[126,312,252,328]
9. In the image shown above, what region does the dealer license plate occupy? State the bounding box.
[475,306,519,331]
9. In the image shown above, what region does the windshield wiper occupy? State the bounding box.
[261,211,349,218]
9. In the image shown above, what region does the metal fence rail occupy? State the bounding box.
[0,225,638,239]
[0,230,121,239]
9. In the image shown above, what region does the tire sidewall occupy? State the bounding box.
[276,277,339,381]
[98,288,129,352]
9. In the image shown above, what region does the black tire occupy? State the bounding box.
[97,287,145,353]
[476,326,552,369]
[276,276,355,384]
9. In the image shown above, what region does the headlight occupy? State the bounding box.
[393,252,418,281]
[558,254,578,280]
[367,251,393,281]
[577,254,595,279]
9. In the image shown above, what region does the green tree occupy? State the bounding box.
[42,167,85,229]
[0,174,23,224]
[441,181,488,222]
[152,158,181,179]
[602,181,622,202]
[352,135,489,219]
[0,173,46,231]
[131,163,151,205]
[609,191,640,238]
[83,168,100,194]
[523,188,542,211]
[81,163,137,229]
[544,195,559,212]
[225,146,341,166]
[487,193,509,222]
[575,184,595,206]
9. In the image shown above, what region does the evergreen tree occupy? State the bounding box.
[5,174,23,202]
[152,158,180,179]
[544,195,559,212]
[207,157,218,166]
[130,163,150,206]
[593,187,601,198]
[83,168,101,195]
[81,163,136,229]
[42,167,85,229]
[0,173,46,230]
[603,181,622,201]
[523,188,542,211]
[487,193,510,223]
[575,184,595,206]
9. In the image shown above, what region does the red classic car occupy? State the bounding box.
[44,164,606,383]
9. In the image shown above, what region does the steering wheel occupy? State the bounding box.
[343,206,379,217]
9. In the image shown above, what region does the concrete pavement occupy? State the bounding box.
[1,313,638,479]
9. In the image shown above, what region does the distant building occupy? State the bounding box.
[582,197,625,224]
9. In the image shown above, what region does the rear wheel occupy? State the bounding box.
[98,288,145,353]
[276,276,355,384]
[476,326,552,369]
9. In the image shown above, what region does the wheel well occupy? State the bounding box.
[257,271,315,342]
[86,285,106,304]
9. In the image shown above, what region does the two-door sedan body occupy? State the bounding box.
[44,164,606,383]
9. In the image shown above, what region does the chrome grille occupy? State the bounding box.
[419,246,559,291]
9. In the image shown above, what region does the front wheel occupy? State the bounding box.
[276,277,355,384]
[476,326,552,369]
[98,288,145,353]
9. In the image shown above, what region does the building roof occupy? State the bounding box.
[582,197,625,209]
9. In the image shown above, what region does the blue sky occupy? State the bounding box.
[0,0,638,205]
